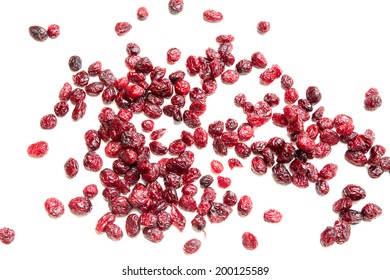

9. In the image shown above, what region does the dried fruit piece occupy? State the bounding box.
[339,209,363,224]
[27,141,48,158]
[167,48,181,64]
[263,209,283,223]
[217,176,231,188]
[68,55,82,72]
[211,160,224,174]
[115,22,132,36]
[68,196,92,215]
[143,227,164,243]
[29,25,48,41]
[242,232,258,250]
[105,224,123,241]
[168,0,184,14]
[320,226,336,247]
[237,195,253,216]
[342,184,366,201]
[137,7,149,20]
[44,197,65,218]
[47,24,60,39]
[207,202,232,223]
[333,220,351,244]
[364,88,382,111]
[183,238,201,254]
[257,21,270,33]
[64,158,79,178]
[0,228,15,245]
[203,10,223,23]
[361,203,382,221]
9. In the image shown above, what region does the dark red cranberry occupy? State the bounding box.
[264,93,280,107]
[156,211,172,231]
[320,226,336,247]
[315,179,330,196]
[242,232,258,250]
[71,101,87,121]
[68,55,82,71]
[100,168,119,187]
[68,196,92,215]
[87,61,102,76]
[29,25,48,41]
[339,209,363,224]
[225,118,238,131]
[143,227,164,243]
[228,158,243,169]
[183,238,201,254]
[272,163,292,184]
[47,24,60,38]
[105,223,123,241]
[109,196,132,216]
[115,22,132,36]
[208,120,224,138]
[40,114,57,129]
[44,197,65,218]
[234,93,247,107]
[306,86,322,105]
[64,158,79,178]
[169,139,186,155]
[125,214,140,237]
[168,0,184,14]
[183,110,201,128]
[83,151,103,172]
[95,212,116,233]
[342,184,366,201]
[361,203,382,221]
[319,163,338,180]
[257,21,270,33]
[251,156,267,175]
[237,195,253,216]
[83,184,98,199]
[207,202,232,223]
[281,74,294,89]
[364,88,382,111]
[199,175,214,188]
[333,197,353,213]
[167,47,181,64]
[333,220,351,244]
[191,215,206,231]
[179,195,197,212]
[263,209,283,223]
[345,150,367,166]
[212,137,228,156]
[235,59,253,75]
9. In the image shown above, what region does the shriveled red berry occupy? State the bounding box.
[203,10,223,22]
[29,25,48,42]
[306,86,322,105]
[242,232,258,250]
[137,7,149,20]
[68,55,82,72]
[315,179,330,196]
[251,156,267,175]
[27,141,48,158]
[320,226,336,247]
[339,209,363,225]
[264,209,283,223]
[0,228,15,245]
[333,220,351,244]
[257,21,270,33]
[83,151,103,172]
[143,227,164,243]
[221,70,239,84]
[332,197,353,213]
[105,223,123,241]
[115,22,132,36]
[167,48,181,64]
[210,160,224,174]
[228,158,243,169]
[217,176,231,188]
[342,184,366,201]
[361,203,382,221]
[40,114,57,129]
[319,163,338,180]
[183,238,201,254]
[237,195,253,216]
[168,0,184,14]
[64,158,79,178]
[236,59,253,75]
[83,184,98,199]
[364,88,382,111]
[251,52,267,68]
[191,214,206,231]
[44,197,65,218]
[150,128,167,140]
[207,202,232,223]
[125,214,140,237]
[47,24,60,39]
[68,196,92,215]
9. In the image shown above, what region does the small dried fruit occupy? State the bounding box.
[183,238,201,254]
[242,232,258,250]
[264,209,283,223]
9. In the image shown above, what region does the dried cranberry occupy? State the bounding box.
[251,52,267,68]
[96,212,116,233]
[64,158,79,178]
[306,86,322,105]
[168,139,186,155]
[100,168,119,187]
[264,93,280,107]
[143,227,164,243]
[0,228,15,245]
[281,74,294,89]
[71,101,87,121]
[315,179,330,196]
[264,209,283,223]
[105,224,123,241]
[171,204,186,232]
[210,160,224,174]
[237,195,253,216]
[284,88,299,104]
[183,238,201,254]
[207,202,232,223]
[68,196,92,215]
[217,176,231,188]
[332,197,353,213]
[320,226,336,247]
[179,195,197,212]
[47,24,60,38]
[88,61,102,76]
[156,211,172,231]
[228,158,243,169]
[203,9,223,22]
[83,184,98,199]
[345,150,367,166]
[193,127,208,149]
[342,184,366,201]
[168,0,184,14]
[242,232,258,250]
[115,22,132,36]
[221,70,239,84]
[199,175,214,188]
[191,215,206,231]
[29,25,48,41]
[364,88,382,111]
[272,163,292,184]
[40,114,57,129]
[83,151,103,172]
[339,209,363,225]
[27,141,48,158]
[137,7,149,20]
[183,110,201,128]
[251,156,267,175]
[68,55,82,71]
[361,203,382,221]
[167,47,181,64]
[235,59,253,75]
[44,197,65,218]
[319,163,338,180]
[257,21,270,33]
[333,220,351,244]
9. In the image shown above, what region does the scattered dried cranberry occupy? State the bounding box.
[137,7,149,20]
[143,227,164,243]
[208,202,232,223]
[242,232,258,250]
[333,220,351,244]
[251,52,267,68]
[210,160,224,174]
[64,158,79,178]
[339,209,363,224]
[217,176,231,188]
[237,195,253,216]
[167,48,181,64]
[83,184,98,199]
[257,21,270,33]
[203,10,223,23]
[168,0,184,14]
[342,184,366,201]
[47,24,60,39]
[364,88,382,111]
[264,209,283,223]
[183,238,201,254]
[320,226,336,247]
[319,163,338,180]
[221,70,239,84]
[29,25,48,42]
[361,203,382,221]
[105,223,123,241]
[44,197,65,218]
[332,197,353,213]
[191,215,206,231]
[68,196,92,215]
[68,55,82,72]
[27,141,48,158]
[40,114,57,130]
[0,228,15,245]
[115,22,132,36]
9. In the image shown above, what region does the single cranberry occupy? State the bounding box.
[191,215,206,231]
[217,176,231,188]
[83,151,103,172]
[71,101,87,121]
[342,184,366,201]
[115,22,132,36]
[264,209,283,223]
[137,7,149,20]
[272,163,292,184]
[68,196,92,215]
[199,175,214,188]
[361,203,382,221]
[109,196,132,216]
[29,25,48,42]
[237,195,253,216]
[44,197,65,218]
[364,88,382,111]
[168,0,184,14]
[105,223,123,241]
[167,47,181,64]
[264,93,280,107]
[0,228,15,245]
[221,70,239,84]
[27,141,48,158]
[319,163,338,180]
[306,86,322,105]
[47,24,60,38]
[83,184,98,199]
[88,61,102,76]
[339,209,363,225]
[193,127,208,149]
[284,88,299,104]
[257,21,270,33]
[333,220,351,244]
[183,238,201,254]
[228,158,243,169]
[210,160,223,174]
[242,232,258,250]
[203,10,223,22]
[332,197,353,213]
[251,52,268,68]
[236,59,253,75]
[68,55,82,71]
[40,114,57,129]
[315,179,330,196]
[281,74,294,89]
[64,158,79,178]
[320,226,336,247]
[208,202,232,223]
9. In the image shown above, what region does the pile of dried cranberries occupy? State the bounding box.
[23,1,385,253]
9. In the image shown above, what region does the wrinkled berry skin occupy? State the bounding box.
[237,195,253,216]
[183,238,201,254]
[44,197,65,218]
[242,232,258,250]
[68,196,92,215]
[203,10,223,22]
[27,141,48,158]
[29,25,48,41]
[320,226,336,247]
[0,228,15,245]
[168,0,184,14]
[264,209,282,223]
[361,203,382,221]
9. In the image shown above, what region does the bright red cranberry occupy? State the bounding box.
[217,176,231,188]
[0,228,15,245]
[260,64,282,85]
[171,204,186,231]
[88,61,102,76]
[115,22,132,36]
[167,47,181,64]
[68,196,92,215]
[319,163,338,180]
[95,212,116,233]
[105,223,123,241]
[208,202,232,223]
[364,88,382,111]
[83,151,103,172]
[203,10,223,22]
[251,52,267,68]
[315,179,330,196]
[361,203,382,221]
[228,158,243,169]
[332,197,353,213]
[40,114,57,129]
[137,7,149,20]
[333,220,351,244]
[179,195,197,212]
[168,0,184,14]
[257,21,270,33]
[237,195,253,216]
[345,150,367,166]
[251,156,267,175]
[29,25,48,41]
[216,34,235,43]
[125,214,140,237]
[150,128,166,141]
[47,24,60,38]
[221,70,239,84]
[27,141,48,158]
[191,215,206,231]
[44,197,65,218]
[281,74,294,89]
[183,110,201,128]
[284,88,299,104]
[210,160,224,174]
[83,184,98,199]
[264,209,283,223]
[64,158,79,178]
[194,127,208,149]
[71,101,87,121]
[68,55,82,71]
[320,226,336,247]
[183,238,201,254]
[242,232,258,250]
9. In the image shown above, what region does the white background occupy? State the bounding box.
[1,0,390,279]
